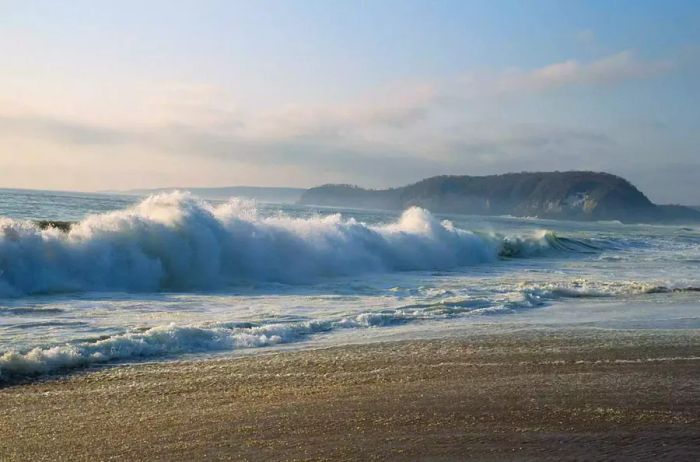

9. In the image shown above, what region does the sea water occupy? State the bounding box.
[1,188,699,381]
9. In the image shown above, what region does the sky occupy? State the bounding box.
[0,0,699,203]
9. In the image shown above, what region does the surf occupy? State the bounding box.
[0,192,598,296]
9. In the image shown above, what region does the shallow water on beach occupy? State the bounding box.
[1,188,699,380]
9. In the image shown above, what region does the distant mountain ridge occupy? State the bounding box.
[299,171,700,223]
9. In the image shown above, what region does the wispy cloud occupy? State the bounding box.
[449,51,675,101]
[511,51,673,88]
[0,114,138,145]
[0,50,686,190]
[246,51,676,139]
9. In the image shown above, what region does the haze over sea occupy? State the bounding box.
[1,188,699,381]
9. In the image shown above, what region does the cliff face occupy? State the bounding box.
[299,171,700,223]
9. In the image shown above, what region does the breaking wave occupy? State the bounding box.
[0,192,595,297]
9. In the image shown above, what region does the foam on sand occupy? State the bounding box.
[0,281,625,381]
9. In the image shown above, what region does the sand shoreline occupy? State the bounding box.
[2,329,699,461]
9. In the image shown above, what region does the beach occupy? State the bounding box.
[2,329,699,461]
[3,0,700,459]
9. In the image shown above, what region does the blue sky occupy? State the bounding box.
[0,1,699,202]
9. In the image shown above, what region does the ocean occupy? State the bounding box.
[1,188,699,381]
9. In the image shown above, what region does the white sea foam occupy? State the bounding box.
[0,312,416,379]
[0,282,619,381]
[0,192,584,296]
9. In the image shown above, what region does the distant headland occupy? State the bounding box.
[298,171,700,224]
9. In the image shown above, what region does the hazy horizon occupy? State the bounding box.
[5,169,700,208]
[1,1,699,203]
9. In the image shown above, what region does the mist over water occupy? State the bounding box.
[1,189,699,381]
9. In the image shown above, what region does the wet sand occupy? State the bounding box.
[1,329,699,461]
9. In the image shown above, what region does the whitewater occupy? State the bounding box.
[1,189,699,381]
